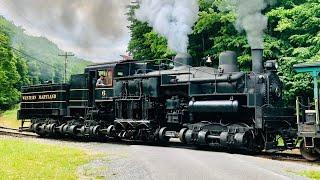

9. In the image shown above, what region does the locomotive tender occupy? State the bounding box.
[18,49,300,156]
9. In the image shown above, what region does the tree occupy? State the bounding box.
[127,0,319,105]
[0,27,31,109]
[127,4,175,60]
[267,0,320,104]
[0,31,20,109]
[14,55,30,89]
[0,16,90,85]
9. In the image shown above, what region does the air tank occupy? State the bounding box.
[188,100,239,113]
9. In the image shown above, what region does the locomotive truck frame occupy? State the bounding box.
[17,49,320,161]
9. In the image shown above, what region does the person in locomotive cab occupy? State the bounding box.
[96,74,107,87]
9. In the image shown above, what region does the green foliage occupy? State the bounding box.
[277,57,313,104]
[299,170,320,180]
[127,0,320,105]
[267,0,320,104]
[0,29,26,109]
[144,31,175,59]
[127,5,175,60]
[0,16,92,109]
[0,16,91,84]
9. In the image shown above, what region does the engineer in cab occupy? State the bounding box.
[96,74,107,87]
[96,71,113,88]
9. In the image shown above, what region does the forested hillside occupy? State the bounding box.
[0,16,91,109]
[0,27,29,109]
[128,0,320,105]
[0,16,90,84]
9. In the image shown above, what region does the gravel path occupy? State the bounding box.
[1,136,320,180]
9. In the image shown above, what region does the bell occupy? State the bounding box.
[206,56,212,63]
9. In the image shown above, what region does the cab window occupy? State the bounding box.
[97,69,113,87]
[106,70,113,86]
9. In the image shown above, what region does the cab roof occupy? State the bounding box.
[84,60,139,72]
[294,62,320,74]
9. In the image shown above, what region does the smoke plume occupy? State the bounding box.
[0,0,130,61]
[135,0,199,53]
[218,0,273,49]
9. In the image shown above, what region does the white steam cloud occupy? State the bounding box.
[218,0,273,49]
[135,0,199,53]
[0,0,130,61]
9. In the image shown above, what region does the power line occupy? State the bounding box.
[0,40,73,74]
[0,1,64,65]
[58,52,74,83]
[0,2,77,74]
[0,40,54,68]
[0,41,78,84]
[0,25,73,73]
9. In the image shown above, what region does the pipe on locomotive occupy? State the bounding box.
[173,53,193,70]
[173,49,264,74]
[251,49,264,73]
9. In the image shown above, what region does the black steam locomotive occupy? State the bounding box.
[18,49,299,157]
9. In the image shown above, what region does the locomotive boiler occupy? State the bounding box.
[106,49,297,152]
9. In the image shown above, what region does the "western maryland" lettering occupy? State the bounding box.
[22,94,57,101]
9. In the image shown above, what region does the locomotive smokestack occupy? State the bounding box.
[174,53,193,70]
[251,49,264,73]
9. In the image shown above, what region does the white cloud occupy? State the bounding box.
[0,0,131,62]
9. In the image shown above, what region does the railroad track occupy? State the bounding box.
[0,126,316,163]
[0,126,38,138]
[257,152,307,163]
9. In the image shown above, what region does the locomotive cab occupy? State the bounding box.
[84,62,117,104]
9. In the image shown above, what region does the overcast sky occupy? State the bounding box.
[0,0,131,62]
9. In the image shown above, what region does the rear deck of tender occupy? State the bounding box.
[18,84,69,120]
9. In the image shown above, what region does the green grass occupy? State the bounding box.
[0,104,26,128]
[0,138,92,179]
[299,171,320,180]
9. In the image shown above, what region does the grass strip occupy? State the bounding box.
[0,138,92,179]
[0,105,22,128]
[299,170,320,180]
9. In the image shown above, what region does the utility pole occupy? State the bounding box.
[58,52,74,83]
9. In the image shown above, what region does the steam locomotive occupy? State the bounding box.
[18,49,301,158]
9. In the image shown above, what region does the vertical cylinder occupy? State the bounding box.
[296,97,300,124]
[312,74,319,125]
[219,51,239,73]
[174,53,192,70]
[251,49,264,73]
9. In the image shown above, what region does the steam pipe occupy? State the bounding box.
[252,49,264,73]
[174,53,193,70]
[180,72,244,83]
